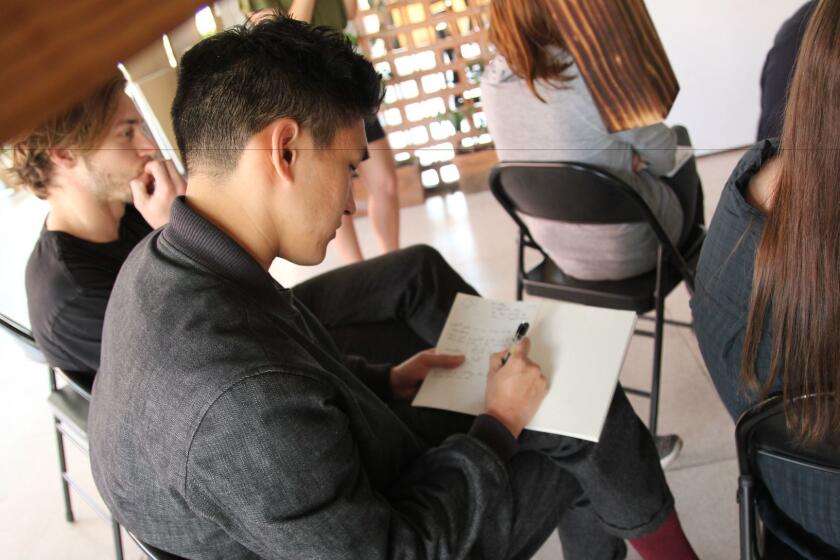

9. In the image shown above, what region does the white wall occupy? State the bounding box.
[0,191,48,327]
[647,0,806,153]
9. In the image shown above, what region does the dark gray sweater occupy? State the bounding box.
[89,198,517,559]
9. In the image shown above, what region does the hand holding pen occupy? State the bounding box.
[501,322,530,365]
[484,321,547,438]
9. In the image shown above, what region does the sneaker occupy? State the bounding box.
[656,434,683,470]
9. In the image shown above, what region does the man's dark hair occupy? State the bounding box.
[172,15,383,174]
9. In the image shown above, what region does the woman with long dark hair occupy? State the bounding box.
[482,0,700,282]
[692,0,840,548]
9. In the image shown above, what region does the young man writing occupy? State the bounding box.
[89,17,696,559]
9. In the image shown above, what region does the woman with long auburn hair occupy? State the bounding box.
[691,0,840,548]
[482,0,702,282]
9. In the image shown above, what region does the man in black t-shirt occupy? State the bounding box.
[10,75,186,378]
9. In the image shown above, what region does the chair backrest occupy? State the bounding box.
[489,161,650,224]
[0,311,95,398]
[128,532,188,560]
[736,394,840,477]
[736,394,840,558]
[0,311,34,343]
[489,161,684,263]
[0,311,46,363]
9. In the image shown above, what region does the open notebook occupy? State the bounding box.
[412,293,637,442]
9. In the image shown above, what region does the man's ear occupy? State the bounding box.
[269,119,300,183]
[48,148,78,170]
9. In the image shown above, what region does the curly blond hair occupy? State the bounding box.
[8,75,126,199]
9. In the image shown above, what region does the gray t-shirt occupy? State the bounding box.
[481,52,683,280]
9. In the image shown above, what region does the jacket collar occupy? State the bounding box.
[161,197,284,300]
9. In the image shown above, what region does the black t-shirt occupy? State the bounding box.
[25,205,152,377]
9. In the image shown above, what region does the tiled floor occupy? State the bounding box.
[0,148,748,559]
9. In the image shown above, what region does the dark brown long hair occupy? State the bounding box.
[742,0,840,444]
[488,0,574,102]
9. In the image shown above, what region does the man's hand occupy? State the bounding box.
[130,159,187,229]
[389,349,465,401]
[485,337,547,438]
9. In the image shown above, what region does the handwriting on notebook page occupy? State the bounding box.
[413,292,638,441]
[430,294,540,383]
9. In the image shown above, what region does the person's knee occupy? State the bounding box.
[403,244,445,269]
[405,243,446,264]
[397,244,454,282]
[396,244,477,299]
[360,154,399,200]
[383,173,398,198]
[372,172,398,200]
[519,429,590,460]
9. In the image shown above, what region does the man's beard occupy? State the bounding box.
[86,162,142,204]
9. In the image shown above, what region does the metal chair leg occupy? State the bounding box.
[112,520,124,560]
[54,418,75,522]
[516,231,525,301]
[738,476,759,560]
[649,246,666,437]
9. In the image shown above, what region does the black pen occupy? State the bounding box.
[501,322,530,365]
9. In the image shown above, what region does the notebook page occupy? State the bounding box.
[413,294,637,442]
[412,293,541,416]
[525,300,637,441]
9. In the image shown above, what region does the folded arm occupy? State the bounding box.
[614,122,677,176]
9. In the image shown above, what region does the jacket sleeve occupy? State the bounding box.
[185,372,515,560]
[613,122,677,176]
[340,353,393,401]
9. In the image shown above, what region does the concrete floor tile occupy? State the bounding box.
[666,459,741,560]
[533,459,740,559]
[619,321,736,469]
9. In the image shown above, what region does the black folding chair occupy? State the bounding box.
[736,394,840,560]
[0,312,124,560]
[489,157,704,437]
[127,532,188,560]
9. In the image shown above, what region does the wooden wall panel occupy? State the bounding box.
[0,0,206,143]
[547,0,679,132]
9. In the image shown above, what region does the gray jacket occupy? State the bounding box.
[89,198,516,559]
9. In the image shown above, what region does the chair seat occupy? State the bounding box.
[47,385,90,437]
[737,394,840,559]
[523,224,704,313]
[754,408,840,472]
[129,533,188,560]
[755,487,840,559]
[136,543,187,560]
[55,368,94,399]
